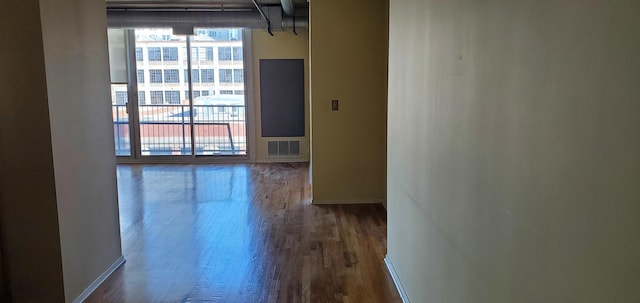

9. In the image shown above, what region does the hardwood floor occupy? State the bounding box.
[86,163,400,303]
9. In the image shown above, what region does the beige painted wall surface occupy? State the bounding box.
[387,0,640,302]
[251,29,310,162]
[0,1,66,301]
[39,0,123,301]
[310,0,388,203]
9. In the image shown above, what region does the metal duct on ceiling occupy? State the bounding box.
[280,0,294,16]
[106,10,308,29]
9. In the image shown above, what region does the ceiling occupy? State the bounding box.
[105,0,309,31]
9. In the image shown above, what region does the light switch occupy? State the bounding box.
[331,99,339,111]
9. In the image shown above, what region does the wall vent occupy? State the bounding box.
[267,140,301,157]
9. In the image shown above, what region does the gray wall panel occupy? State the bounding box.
[260,59,305,137]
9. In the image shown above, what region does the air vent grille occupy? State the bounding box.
[267,140,301,157]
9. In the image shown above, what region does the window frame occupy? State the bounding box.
[150,90,164,104]
[201,69,215,83]
[164,91,181,104]
[149,69,163,83]
[148,47,161,61]
[218,46,232,61]
[219,69,233,83]
[162,47,179,61]
[164,69,179,83]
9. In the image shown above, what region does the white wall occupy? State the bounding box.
[387,1,640,302]
[39,0,123,301]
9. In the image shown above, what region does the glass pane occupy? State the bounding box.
[107,29,128,83]
[191,28,247,155]
[111,84,131,156]
[135,29,192,156]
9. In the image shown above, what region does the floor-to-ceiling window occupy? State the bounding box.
[134,30,193,156]
[109,28,248,159]
[189,28,246,155]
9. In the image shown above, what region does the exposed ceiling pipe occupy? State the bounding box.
[249,0,273,35]
[282,17,307,29]
[284,15,307,28]
[106,0,286,9]
[108,10,262,28]
[106,10,308,29]
[280,0,294,16]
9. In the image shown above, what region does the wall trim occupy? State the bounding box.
[256,158,309,163]
[72,255,125,303]
[311,199,384,205]
[384,256,410,303]
[243,28,258,163]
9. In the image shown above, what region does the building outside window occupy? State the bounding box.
[185,90,203,100]
[164,69,179,83]
[219,69,232,83]
[218,47,231,61]
[138,91,146,105]
[191,47,200,61]
[232,47,242,61]
[116,28,249,157]
[149,69,163,83]
[201,69,214,83]
[192,69,200,83]
[150,91,163,104]
[115,91,128,104]
[233,69,243,83]
[163,47,178,61]
[165,91,180,104]
[184,69,200,83]
[205,47,214,61]
[137,70,145,84]
[135,47,143,61]
[148,47,161,61]
[133,31,244,113]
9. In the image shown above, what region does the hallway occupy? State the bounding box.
[87,163,399,302]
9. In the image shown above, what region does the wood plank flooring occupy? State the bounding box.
[86,163,399,303]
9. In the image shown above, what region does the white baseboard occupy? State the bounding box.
[311,199,384,205]
[384,255,411,303]
[72,255,125,303]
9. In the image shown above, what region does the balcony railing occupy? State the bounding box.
[113,104,246,156]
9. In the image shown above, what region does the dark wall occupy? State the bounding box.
[260,59,305,137]
[0,219,10,301]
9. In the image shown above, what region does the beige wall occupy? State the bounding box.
[0,1,67,301]
[39,0,123,301]
[387,1,640,302]
[0,1,122,302]
[251,29,310,162]
[310,0,388,204]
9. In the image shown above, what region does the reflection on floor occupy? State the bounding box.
[87,163,400,303]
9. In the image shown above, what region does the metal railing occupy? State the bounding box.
[113,104,131,156]
[113,104,247,156]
